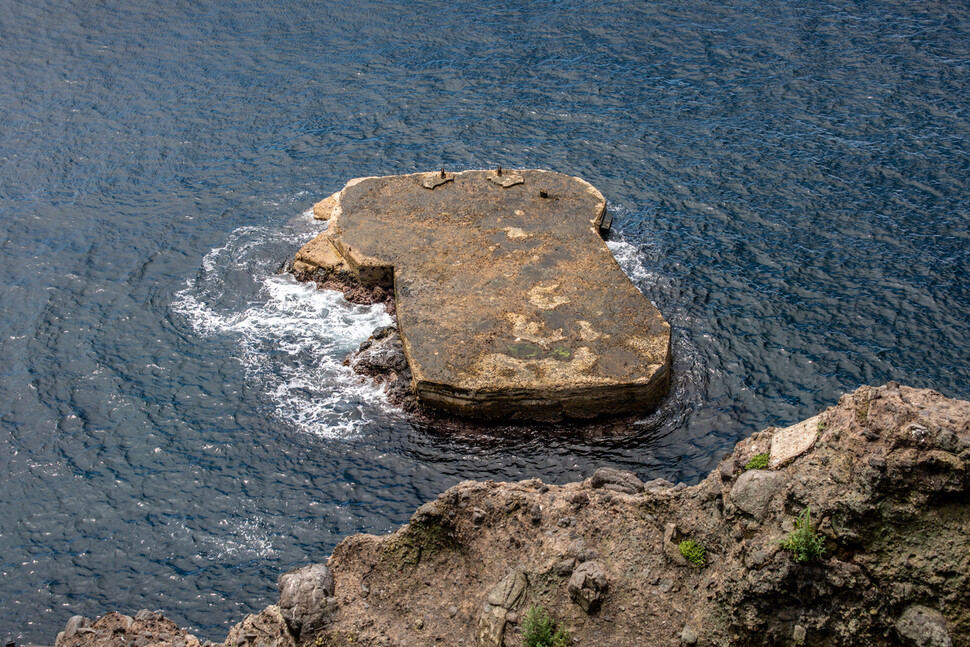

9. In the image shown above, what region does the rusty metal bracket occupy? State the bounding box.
[422,169,454,189]
[486,167,523,188]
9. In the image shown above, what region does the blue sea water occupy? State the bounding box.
[1,0,968,641]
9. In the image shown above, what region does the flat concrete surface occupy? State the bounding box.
[294,169,670,420]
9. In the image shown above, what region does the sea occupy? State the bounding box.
[1,0,968,642]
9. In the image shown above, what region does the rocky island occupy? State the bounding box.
[286,169,671,421]
[53,384,970,646]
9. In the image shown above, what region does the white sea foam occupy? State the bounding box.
[608,237,656,286]
[173,225,393,439]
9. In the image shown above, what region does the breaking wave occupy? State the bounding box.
[173,223,394,438]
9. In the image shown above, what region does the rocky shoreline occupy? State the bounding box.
[53,384,969,647]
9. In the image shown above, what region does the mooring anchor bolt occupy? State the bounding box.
[440,167,446,178]
[496,166,502,176]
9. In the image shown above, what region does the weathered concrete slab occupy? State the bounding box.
[292,169,671,421]
[770,415,821,468]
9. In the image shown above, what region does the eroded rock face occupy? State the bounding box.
[52,384,970,647]
[223,605,296,647]
[290,170,671,421]
[54,610,202,647]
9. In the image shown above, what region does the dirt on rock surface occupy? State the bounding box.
[54,384,970,647]
[287,170,672,422]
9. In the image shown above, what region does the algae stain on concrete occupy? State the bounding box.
[291,169,671,421]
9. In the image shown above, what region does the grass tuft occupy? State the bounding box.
[744,453,770,471]
[522,605,570,647]
[779,506,826,563]
[678,539,707,567]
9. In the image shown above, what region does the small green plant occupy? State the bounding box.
[779,506,826,563]
[678,539,707,567]
[817,419,828,433]
[522,605,570,647]
[744,452,770,470]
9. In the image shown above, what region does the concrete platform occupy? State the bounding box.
[291,169,671,421]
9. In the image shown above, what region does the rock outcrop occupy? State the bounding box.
[54,384,970,646]
[286,170,672,422]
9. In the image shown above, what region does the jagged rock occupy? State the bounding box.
[553,558,577,576]
[486,569,527,610]
[58,615,90,643]
[729,469,785,519]
[223,605,296,647]
[590,467,645,494]
[663,522,688,566]
[278,563,337,639]
[568,560,609,613]
[896,605,952,647]
[351,328,408,374]
[717,458,736,480]
[478,570,525,647]
[54,611,200,647]
[477,604,508,647]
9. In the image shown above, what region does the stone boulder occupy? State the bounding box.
[568,560,609,613]
[729,469,785,519]
[278,563,337,639]
[590,467,645,494]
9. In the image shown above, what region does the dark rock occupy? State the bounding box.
[718,458,736,480]
[529,503,542,524]
[553,558,577,577]
[580,548,600,562]
[568,491,589,508]
[278,563,337,639]
[590,467,645,494]
[352,329,408,374]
